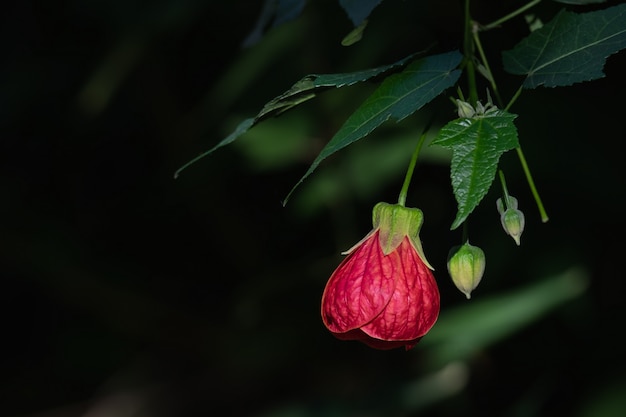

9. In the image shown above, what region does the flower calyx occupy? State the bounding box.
[372,202,433,269]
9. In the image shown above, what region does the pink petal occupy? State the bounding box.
[321,230,396,333]
[360,237,439,341]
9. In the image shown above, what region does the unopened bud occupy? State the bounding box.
[447,243,486,299]
[497,196,525,245]
[456,99,475,118]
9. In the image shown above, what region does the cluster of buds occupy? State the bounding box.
[456,98,498,118]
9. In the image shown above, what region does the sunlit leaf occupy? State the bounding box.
[283,50,463,204]
[431,109,519,229]
[503,3,626,88]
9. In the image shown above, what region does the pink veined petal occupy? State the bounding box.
[360,237,440,342]
[321,230,397,333]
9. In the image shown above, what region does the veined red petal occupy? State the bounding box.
[360,237,439,342]
[321,230,396,333]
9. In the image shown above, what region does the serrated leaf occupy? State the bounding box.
[503,4,626,88]
[258,52,420,119]
[283,50,463,204]
[339,0,384,26]
[174,118,255,178]
[430,110,519,229]
[174,53,419,178]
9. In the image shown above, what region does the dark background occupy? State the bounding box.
[2,1,626,416]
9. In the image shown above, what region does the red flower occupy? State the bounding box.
[321,203,440,350]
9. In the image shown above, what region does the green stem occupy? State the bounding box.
[498,170,512,207]
[462,222,469,244]
[482,0,542,31]
[471,26,503,107]
[516,147,549,222]
[463,0,478,105]
[398,131,428,207]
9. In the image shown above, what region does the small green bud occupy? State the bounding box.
[496,196,525,246]
[456,99,475,118]
[447,243,486,299]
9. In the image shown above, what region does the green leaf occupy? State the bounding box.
[283,50,463,204]
[503,4,626,88]
[174,118,255,179]
[258,52,420,119]
[431,109,519,230]
[339,0,384,26]
[174,53,419,178]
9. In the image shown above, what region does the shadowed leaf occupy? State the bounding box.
[174,52,420,178]
[503,3,626,88]
[339,0,384,26]
[283,50,462,204]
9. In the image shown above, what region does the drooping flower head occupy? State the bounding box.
[321,202,440,350]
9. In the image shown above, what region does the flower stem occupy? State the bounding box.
[498,170,512,207]
[462,222,469,244]
[398,131,428,207]
[515,146,549,222]
[472,27,504,107]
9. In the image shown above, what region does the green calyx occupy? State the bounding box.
[497,196,525,245]
[372,202,433,269]
[447,242,486,299]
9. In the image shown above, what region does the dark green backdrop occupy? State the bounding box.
[2,1,625,416]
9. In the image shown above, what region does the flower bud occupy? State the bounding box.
[456,99,475,118]
[496,196,525,246]
[447,243,486,299]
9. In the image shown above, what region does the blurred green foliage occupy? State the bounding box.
[1,1,625,417]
